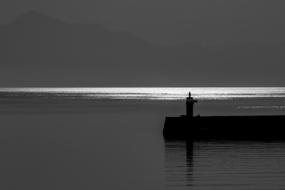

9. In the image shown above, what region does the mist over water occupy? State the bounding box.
[0,87,285,189]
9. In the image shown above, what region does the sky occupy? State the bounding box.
[1,0,285,45]
[0,0,285,86]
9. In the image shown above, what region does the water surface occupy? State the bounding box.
[0,87,285,189]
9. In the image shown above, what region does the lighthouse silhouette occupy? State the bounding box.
[186,92,197,117]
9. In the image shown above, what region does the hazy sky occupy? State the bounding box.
[1,0,285,45]
[1,0,285,86]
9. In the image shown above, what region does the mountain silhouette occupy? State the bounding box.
[12,11,63,25]
[0,11,285,86]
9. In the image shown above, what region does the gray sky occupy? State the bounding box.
[1,0,285,86]
[1,0,285,45]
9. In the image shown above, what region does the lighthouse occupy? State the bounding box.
[186,92,197,117]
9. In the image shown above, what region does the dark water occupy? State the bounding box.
[165,141,285,190]
[0,91,285,189]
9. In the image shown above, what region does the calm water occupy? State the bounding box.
[0,87,285,189]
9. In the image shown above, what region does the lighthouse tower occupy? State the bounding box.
[186,92,197,117]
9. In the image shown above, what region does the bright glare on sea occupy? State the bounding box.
[1,87,285,100]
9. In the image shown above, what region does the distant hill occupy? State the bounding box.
[0,11,285,87]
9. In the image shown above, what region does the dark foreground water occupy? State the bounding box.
[0,88,285,190]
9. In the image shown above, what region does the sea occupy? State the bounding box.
[0,87,285,190]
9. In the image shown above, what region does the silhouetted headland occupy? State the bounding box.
[163,92,285,141]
